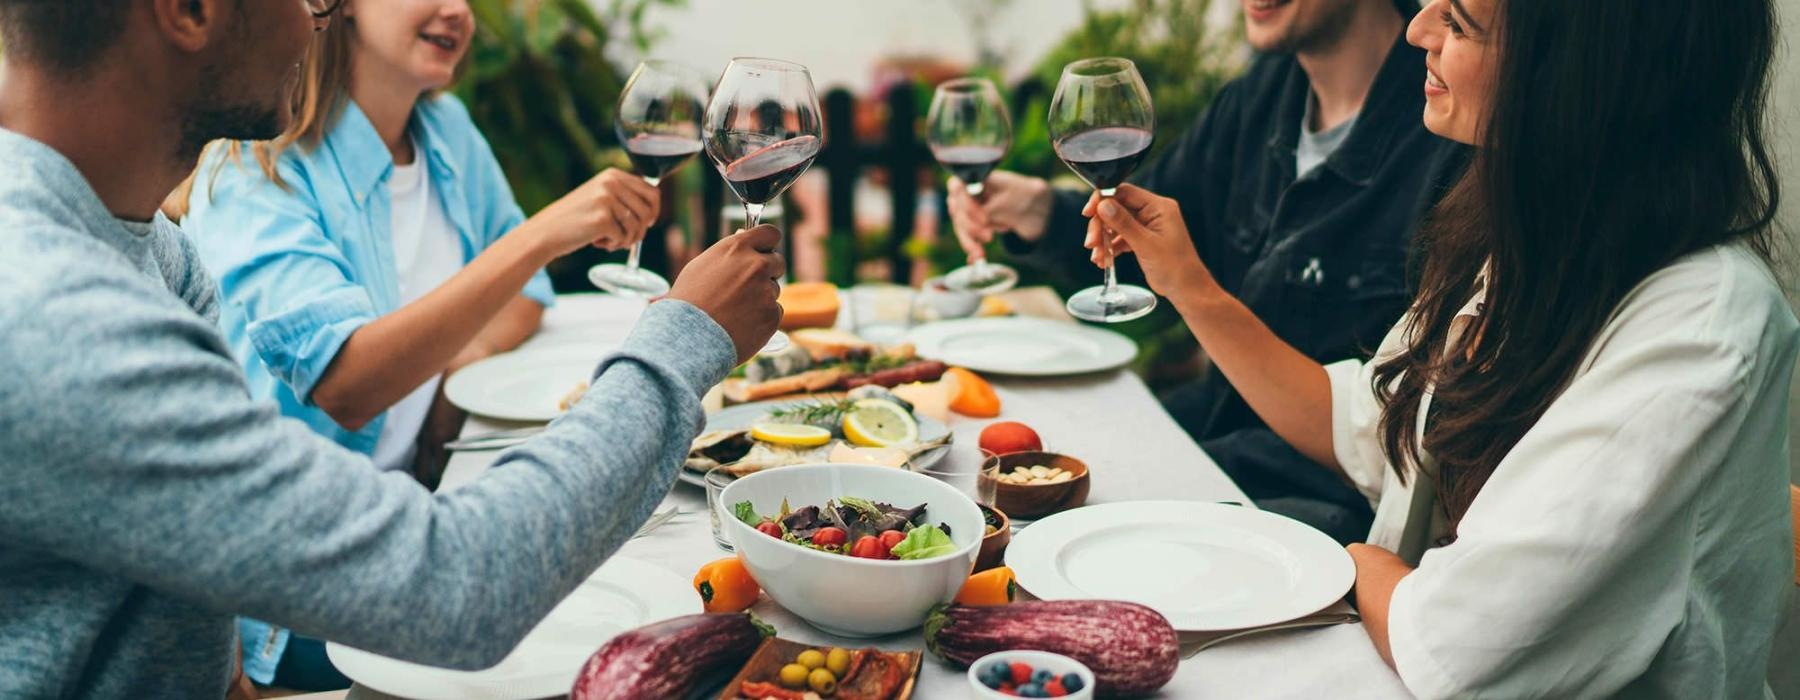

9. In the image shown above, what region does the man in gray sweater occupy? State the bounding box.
[0,0,783,697]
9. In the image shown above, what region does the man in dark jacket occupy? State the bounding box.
[949,0,1466,544]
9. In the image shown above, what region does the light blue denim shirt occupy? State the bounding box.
[183,93,555,459]
[181,94,556,684]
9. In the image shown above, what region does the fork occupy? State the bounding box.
[631,506,683,539]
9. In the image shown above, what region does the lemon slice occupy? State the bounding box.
[842,399,919,448]
[750,423,833,447]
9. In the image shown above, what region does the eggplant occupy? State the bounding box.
[570,612,773,700]
[925,601,1179,698]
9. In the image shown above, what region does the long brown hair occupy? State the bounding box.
[164,10,356,218]
[1373,0,1782,527]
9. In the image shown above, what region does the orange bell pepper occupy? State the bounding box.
[694,556,760,612]
[954,566,1016,606]
[945,367,1002,417]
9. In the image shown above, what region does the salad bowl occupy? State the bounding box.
[718,464,983,636]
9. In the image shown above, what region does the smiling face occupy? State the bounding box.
[343,0,472,95]
[1241,0,1364,54]
[1406,0,1499,145]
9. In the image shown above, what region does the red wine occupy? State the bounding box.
[1054,126,1153,190]
[720,135,820,205]
[624,134,703,181]
[931,144,1005,187]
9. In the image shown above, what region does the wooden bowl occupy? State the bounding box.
[717,637,921,700]
[975,503,1012,572]
[980,452,1090,519]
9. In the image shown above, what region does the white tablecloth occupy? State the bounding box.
[405,293,1412,699]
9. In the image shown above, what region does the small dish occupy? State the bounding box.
[967,650,1095,699]
[978,452,1090,520]
[975,503,1012,572]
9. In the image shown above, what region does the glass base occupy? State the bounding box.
[1066,284,1157,323]
[944,262,1019,295]
[759,330,791,354]
[588,264,671,298]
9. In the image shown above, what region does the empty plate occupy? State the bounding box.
[906,317,1137,377]
[444,346,608,422]
[327,556,698,699]
[1005,502,1353,631]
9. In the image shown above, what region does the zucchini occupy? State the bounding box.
[570,611,774,700]
[925,601,1179,697]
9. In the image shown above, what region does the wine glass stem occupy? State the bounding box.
[744,202,764,229]
[625,174,660,274]
[1099,188,1119,301]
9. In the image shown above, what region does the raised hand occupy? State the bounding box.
[665,225,786,363]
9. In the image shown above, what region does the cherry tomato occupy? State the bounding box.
[878,529,906,554]
[850,535,887,559]
[812,527,847,548]
[756,520,783,538]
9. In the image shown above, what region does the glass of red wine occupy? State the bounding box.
[704,57,824,353]
[927,77,1019,296]
[589,60,709,298]
[1049,57,1157,323]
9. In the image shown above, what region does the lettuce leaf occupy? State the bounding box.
[733,501,762,527]
[890,524,956,560]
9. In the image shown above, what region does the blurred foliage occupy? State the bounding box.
[455,0,684,215]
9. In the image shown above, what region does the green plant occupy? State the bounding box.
[456,0,684,214]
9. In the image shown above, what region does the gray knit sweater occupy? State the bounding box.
[0,128,735,698]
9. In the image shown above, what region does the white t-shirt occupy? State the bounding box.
[370,148,466,473]
[1327,242,1799,698]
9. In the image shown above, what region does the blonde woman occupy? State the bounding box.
[175,0,657,689]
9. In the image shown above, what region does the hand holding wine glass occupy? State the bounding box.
[704,57,823,353]
[1049,57,1158,323]
[928,78,1020,295]
[590,60,710,298]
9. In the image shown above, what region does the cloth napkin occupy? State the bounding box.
[1179,601,1360,657]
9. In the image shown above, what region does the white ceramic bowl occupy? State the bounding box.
[967,650,1096,699]
[718,463,983,637]
[922,276,983,320]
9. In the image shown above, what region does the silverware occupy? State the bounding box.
[631,507,684,539]
[444,426,545,451]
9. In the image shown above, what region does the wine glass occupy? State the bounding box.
[704,57,824,352]
[589,60,710,298]
[928,78,1019,296]
[1048,57,1157,323]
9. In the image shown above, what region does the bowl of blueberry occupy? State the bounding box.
[967,649,1094,698]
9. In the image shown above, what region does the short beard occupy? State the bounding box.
[1257,0,1363,55]
[175,62,284,163]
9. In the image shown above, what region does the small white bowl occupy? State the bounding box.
[718,463,983,637]
[921,276,983,320]
[967,650,1096,699]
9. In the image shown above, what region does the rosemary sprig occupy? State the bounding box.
[764,397,856,426]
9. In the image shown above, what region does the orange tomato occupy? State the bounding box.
[954,566,1016,606]
[945,367,1001,417]
[694,556,760,612]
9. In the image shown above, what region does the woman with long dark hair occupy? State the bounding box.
[1092,0,1795,695]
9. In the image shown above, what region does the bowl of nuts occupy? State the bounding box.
[978,451,1090,519]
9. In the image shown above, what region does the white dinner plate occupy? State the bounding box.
[677,399,953,487]
[1005,501,1354,631]
[327,556,698,700]
[906,317,1137,377]
[444,346,609,422]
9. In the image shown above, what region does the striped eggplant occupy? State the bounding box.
[924,601,1179,698]
[570,611,773,700]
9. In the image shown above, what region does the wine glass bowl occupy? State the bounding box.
[928,77,1020,296]
[704,57,824,353]
[1049,57,1158,324]
[590,60,710,298]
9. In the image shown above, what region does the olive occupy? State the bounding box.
[825,647,851,675]
[796,648,826,670]
[778,663,809,688]
[808,667,838,695]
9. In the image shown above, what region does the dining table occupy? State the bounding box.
[320,289,1413,700]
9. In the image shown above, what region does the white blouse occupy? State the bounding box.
[1326,243,1799,699]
